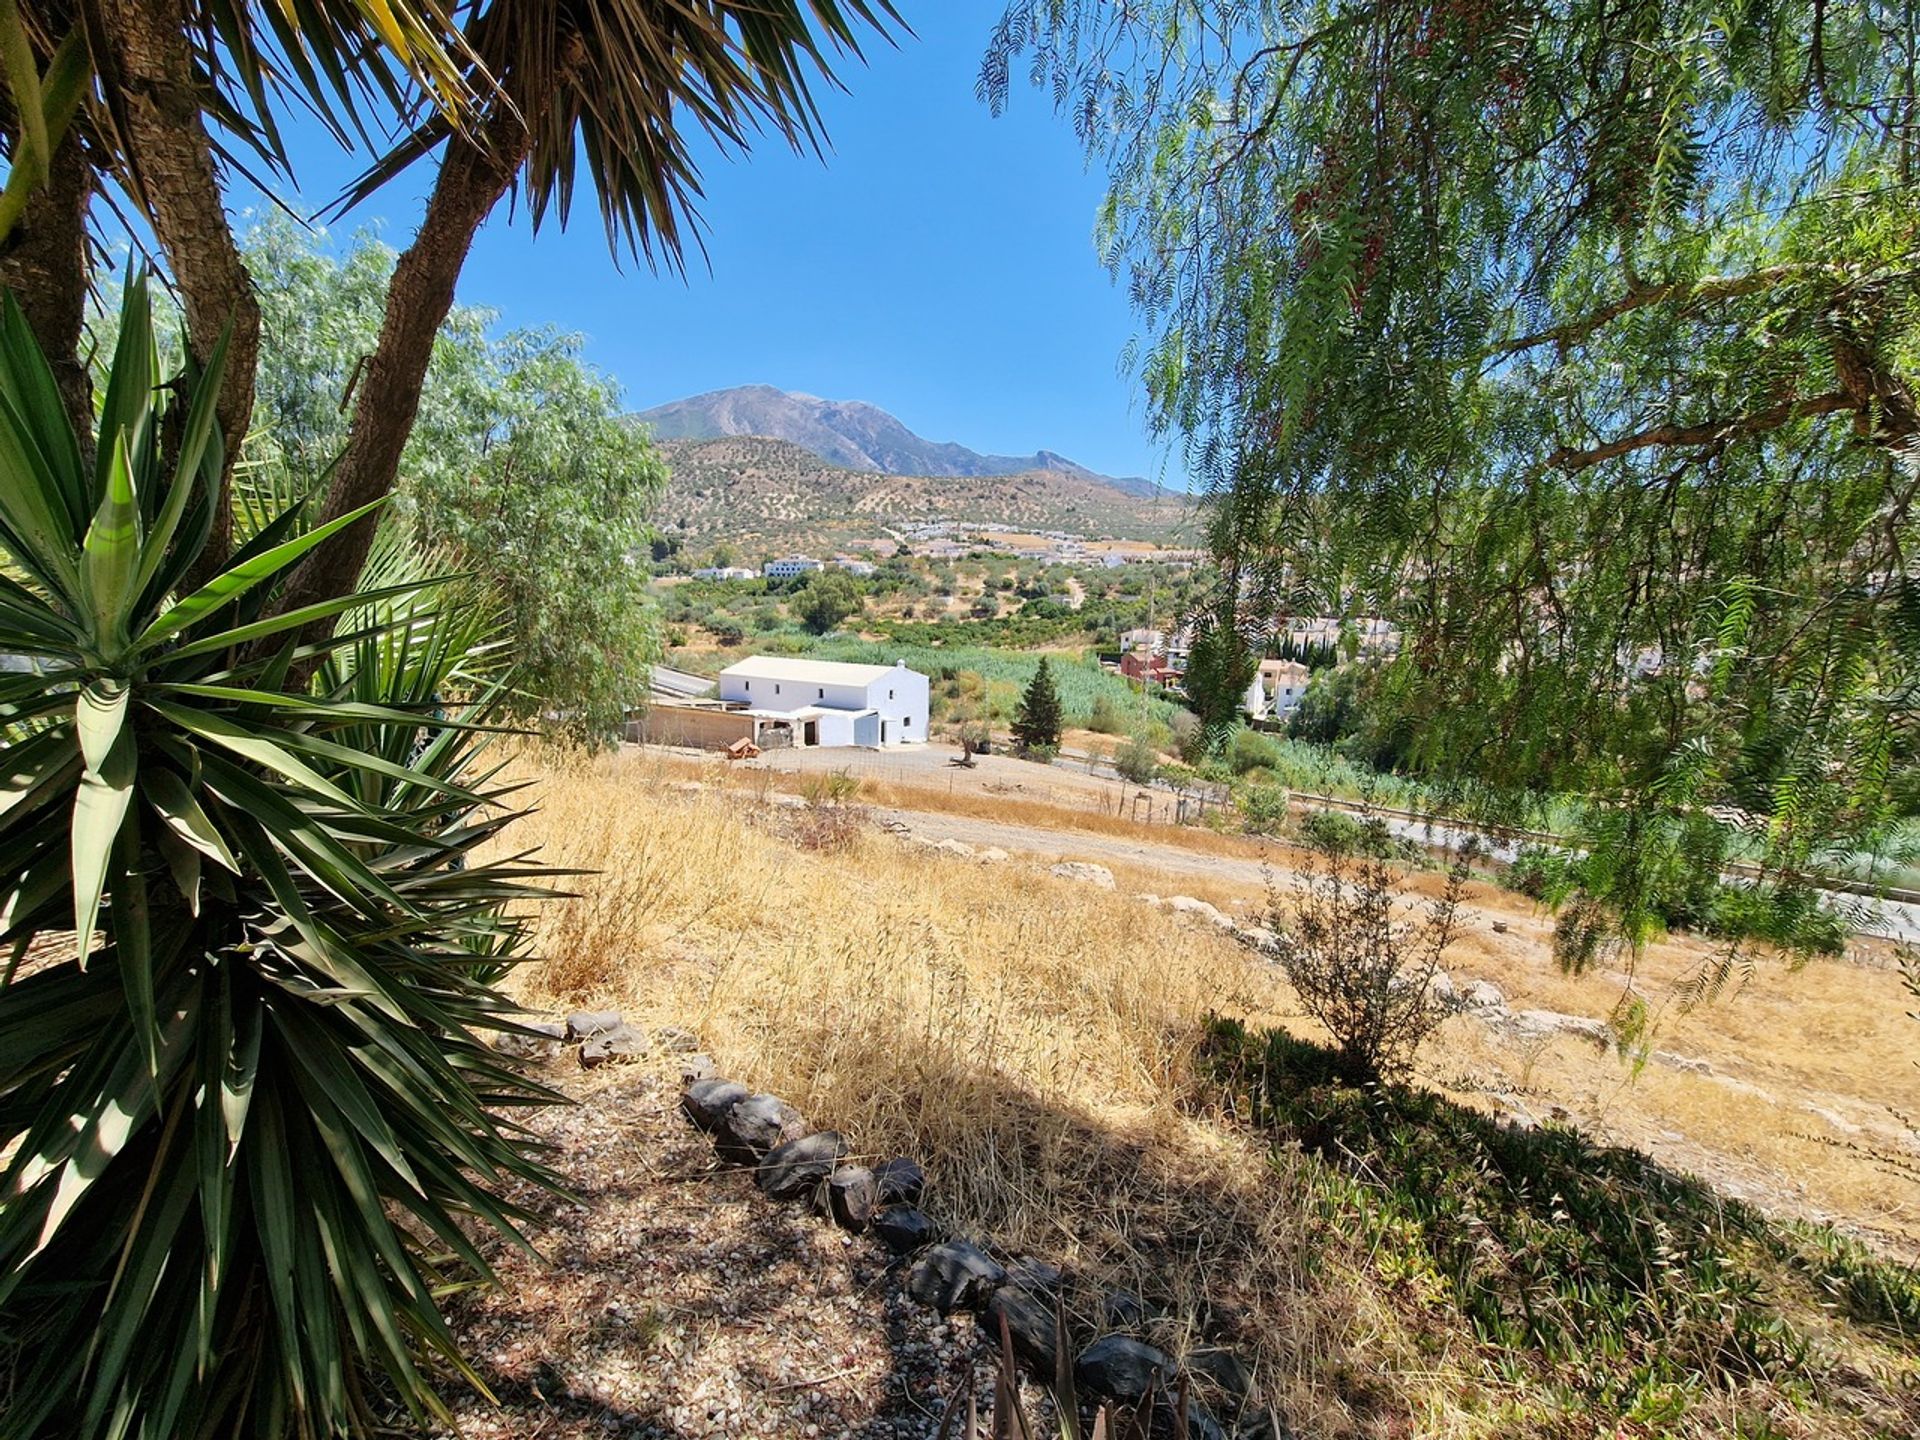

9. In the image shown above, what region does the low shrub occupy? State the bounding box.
[1196,1019,1902,1412]
[1238,782,1290,835]
[1113,731,1160,784]
[1265,816,1469,1080]
[1085,693,1126,734]
[1293,808,1367,856]
[1227,727,1283,775]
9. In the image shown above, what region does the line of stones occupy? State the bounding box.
[678,1074,1274,1440]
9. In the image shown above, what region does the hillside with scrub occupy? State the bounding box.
[6,4,1920,1440]
[441,751,1920,1440]
[655,434,1189,549]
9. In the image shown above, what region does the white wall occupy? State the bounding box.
[863,664,929,744]
[719,674,873,713]
[812,710,859,747]
[716,664,930,745]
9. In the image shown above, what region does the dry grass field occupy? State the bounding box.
[497,750,1920,1438]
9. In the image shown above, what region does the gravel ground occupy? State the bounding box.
[428,1052,1055,1439]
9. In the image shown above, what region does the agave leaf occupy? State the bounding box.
[142,764,239,874]
[132,326,230,609]
[145,700,358,810]
[162,577,442,662]
[111,823,160,1076]
[135,497,385,651]
[244,1089,311,1415]
[79,431,145,652]
[80,1099,201,1439]
[0,723,80,831]
[155,822,203,914]
[6,999,191,1256]
[0,385,84,602]
[92,270,156,506]
[0,835,66,947]
[71,711,135,962]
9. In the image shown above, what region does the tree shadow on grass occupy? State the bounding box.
[424,1016,1920,1439]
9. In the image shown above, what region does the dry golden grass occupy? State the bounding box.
[498,749,1920,1436]
[506,752,1469,1436]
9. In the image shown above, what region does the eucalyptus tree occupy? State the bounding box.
[988,0,1920,964]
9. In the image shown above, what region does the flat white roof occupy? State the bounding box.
[720,656,911,687]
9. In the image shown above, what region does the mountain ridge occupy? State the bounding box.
[655,434,1185,551]
[634,384,1161,499]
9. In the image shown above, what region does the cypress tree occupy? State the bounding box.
[1012,657,1065,752]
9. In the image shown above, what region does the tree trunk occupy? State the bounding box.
[95,0,259,579]
[0,123,93,452]
[273,108,528,623]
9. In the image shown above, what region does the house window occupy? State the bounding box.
[744,680,751,692]
[774,684,781,695]
[818,687,824,698]
[888,688,894,700]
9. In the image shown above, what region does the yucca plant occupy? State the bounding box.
[0,275,560,1437]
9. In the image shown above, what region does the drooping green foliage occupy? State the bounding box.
[987,1,1920,963]
[243,219,665,745]
[0,277,558,1437]
[1011,654,1064,750]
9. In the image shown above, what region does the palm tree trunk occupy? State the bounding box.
[95,0,259,579]
[0,123,92,453]
[274,108,529,621]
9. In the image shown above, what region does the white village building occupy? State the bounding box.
[1244,658,1312,723]
[763,555,823,579]
[717,656,929,748]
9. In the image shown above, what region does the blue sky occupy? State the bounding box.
[241,7,1180,486]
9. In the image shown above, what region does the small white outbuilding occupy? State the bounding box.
[716,656,929,748]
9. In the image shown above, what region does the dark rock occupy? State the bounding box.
[825,1166,877,1231]
[1075,1334,1173,1402]
[871,1206,938,1255]
[679,1052,717,1084]
[1006,1256,1064,1298]
[579,1023,647,1068]
[756,1131,847,1201]
[565,1010,623,1041]
[654,1025,700,1053]
[717,1093,806,1162]
[491,1020,566,1061]
[906,1240,1006,1313]
[984,1283,1059,1374]
[872,1156,926,1205]
[1230,1410,1297,1440]
[1102,1289,1147,1330]
[681,1079,749,1131]
[1178,1400,1227,1440]
[1187,1348,1254,1407]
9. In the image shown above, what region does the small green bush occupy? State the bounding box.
[1295,808,1367,856]
[1239,782,1291,834]
[1086,693,1127,734]
[1228,727,1283,775]
[1114,731,1160,784]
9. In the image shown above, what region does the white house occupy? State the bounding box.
[692,565,757,581]
[1244,658,1312,722]
[717,656,930,747]
[763,555,823,580]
